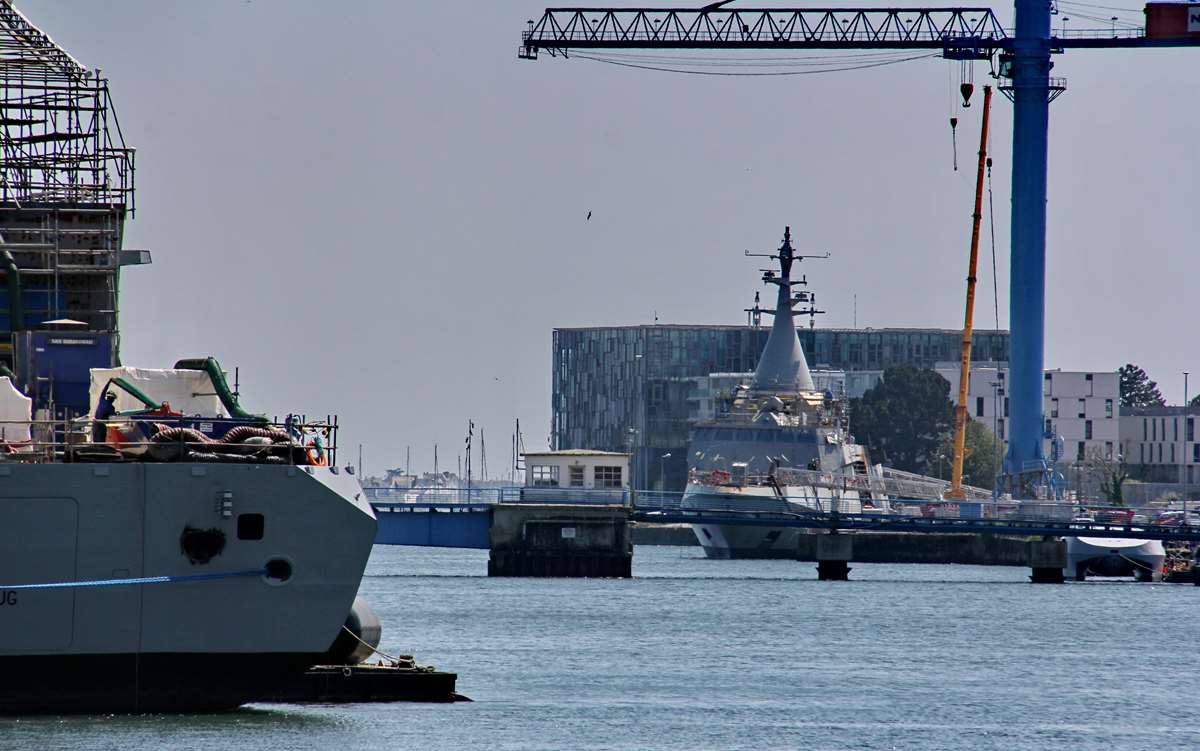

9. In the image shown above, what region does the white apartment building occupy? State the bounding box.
[1119,406,1200,484]
[934,367,1120,464]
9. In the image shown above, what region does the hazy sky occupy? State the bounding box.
[18,1,1197,477]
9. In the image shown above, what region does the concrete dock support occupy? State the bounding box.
[815,534,853,581]
[1027,539,1066,583]
[488,504,632,578]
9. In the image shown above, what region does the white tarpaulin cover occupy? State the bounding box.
[89,367,227,418]
[0,376,32,443]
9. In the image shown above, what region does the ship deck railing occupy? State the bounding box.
[367,485,630,507]
[0,416,340,467]
[686,467,992,501]
[365,484,1200,540]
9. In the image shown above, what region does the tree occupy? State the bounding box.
[931,419,1003,490]
[1119,363,1165,408]
[850,364,954,475]
[1190,393,1200,408]
[1082,445,1130,505]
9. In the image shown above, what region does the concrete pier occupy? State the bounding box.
[488,504,632,578]
[814,534,853,581]
[1027,539,1067,583]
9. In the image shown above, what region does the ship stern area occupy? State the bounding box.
[0,463,376,714]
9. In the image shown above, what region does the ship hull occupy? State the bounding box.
[0,463,377,714]
[1066,536,1165,581]
[695,525,804,559]
[683,483,862,560]
[0,652,320,714]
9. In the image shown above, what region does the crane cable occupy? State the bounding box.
[570,51,939,76]
[987,153,999,332]
[566,49,934,64]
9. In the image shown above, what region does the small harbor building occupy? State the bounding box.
[522,450,631,490]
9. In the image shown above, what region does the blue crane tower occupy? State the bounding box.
[518,1,1200,498]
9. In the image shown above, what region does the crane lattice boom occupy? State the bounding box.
[521,7,1007,57]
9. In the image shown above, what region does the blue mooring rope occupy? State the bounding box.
[0,569,266,591]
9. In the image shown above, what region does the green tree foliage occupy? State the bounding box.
[931,419,1002,489]
[850,365,954,474]
[1118,363,1165,408]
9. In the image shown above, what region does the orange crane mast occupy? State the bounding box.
[947,84,993,500]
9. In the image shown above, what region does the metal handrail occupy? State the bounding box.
[364,484,1200,532]
[1052,27,1145,40]
[0,416,339,466]
[366,485,628,506]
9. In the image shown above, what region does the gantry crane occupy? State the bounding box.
[517,1,1200,498]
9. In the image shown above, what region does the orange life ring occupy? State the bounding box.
[306,440,328,467]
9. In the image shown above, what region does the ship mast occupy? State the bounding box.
[745,227,827,392]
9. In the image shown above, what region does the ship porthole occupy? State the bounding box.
[264,557,294,585]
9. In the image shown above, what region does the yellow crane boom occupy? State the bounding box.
[948,84,993,500]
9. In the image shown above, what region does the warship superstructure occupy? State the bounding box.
[681,227,889,557]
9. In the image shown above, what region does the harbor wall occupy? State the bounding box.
[489,504,632,577]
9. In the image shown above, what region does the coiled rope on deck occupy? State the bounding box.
[0,569,266,591]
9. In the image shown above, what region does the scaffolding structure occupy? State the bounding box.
[0,0,143,365]
[0,0,133,207]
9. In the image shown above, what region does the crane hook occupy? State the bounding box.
[950,117,959,171]
[960,82,975,108]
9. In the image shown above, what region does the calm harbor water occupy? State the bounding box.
[4,545,1198,751]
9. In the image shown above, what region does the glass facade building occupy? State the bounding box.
[552,325,1009,490]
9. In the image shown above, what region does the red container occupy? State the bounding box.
[1145,2,1200,39]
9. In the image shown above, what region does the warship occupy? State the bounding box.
[682,227,982,558]
[0,2,376,713]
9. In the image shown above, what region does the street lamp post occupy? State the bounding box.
[625,426,638,506]
[991,380,1001,493]
[1184,371,1190,518]
[660,452,672,491]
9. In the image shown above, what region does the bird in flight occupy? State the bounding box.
[586,211,592,221]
